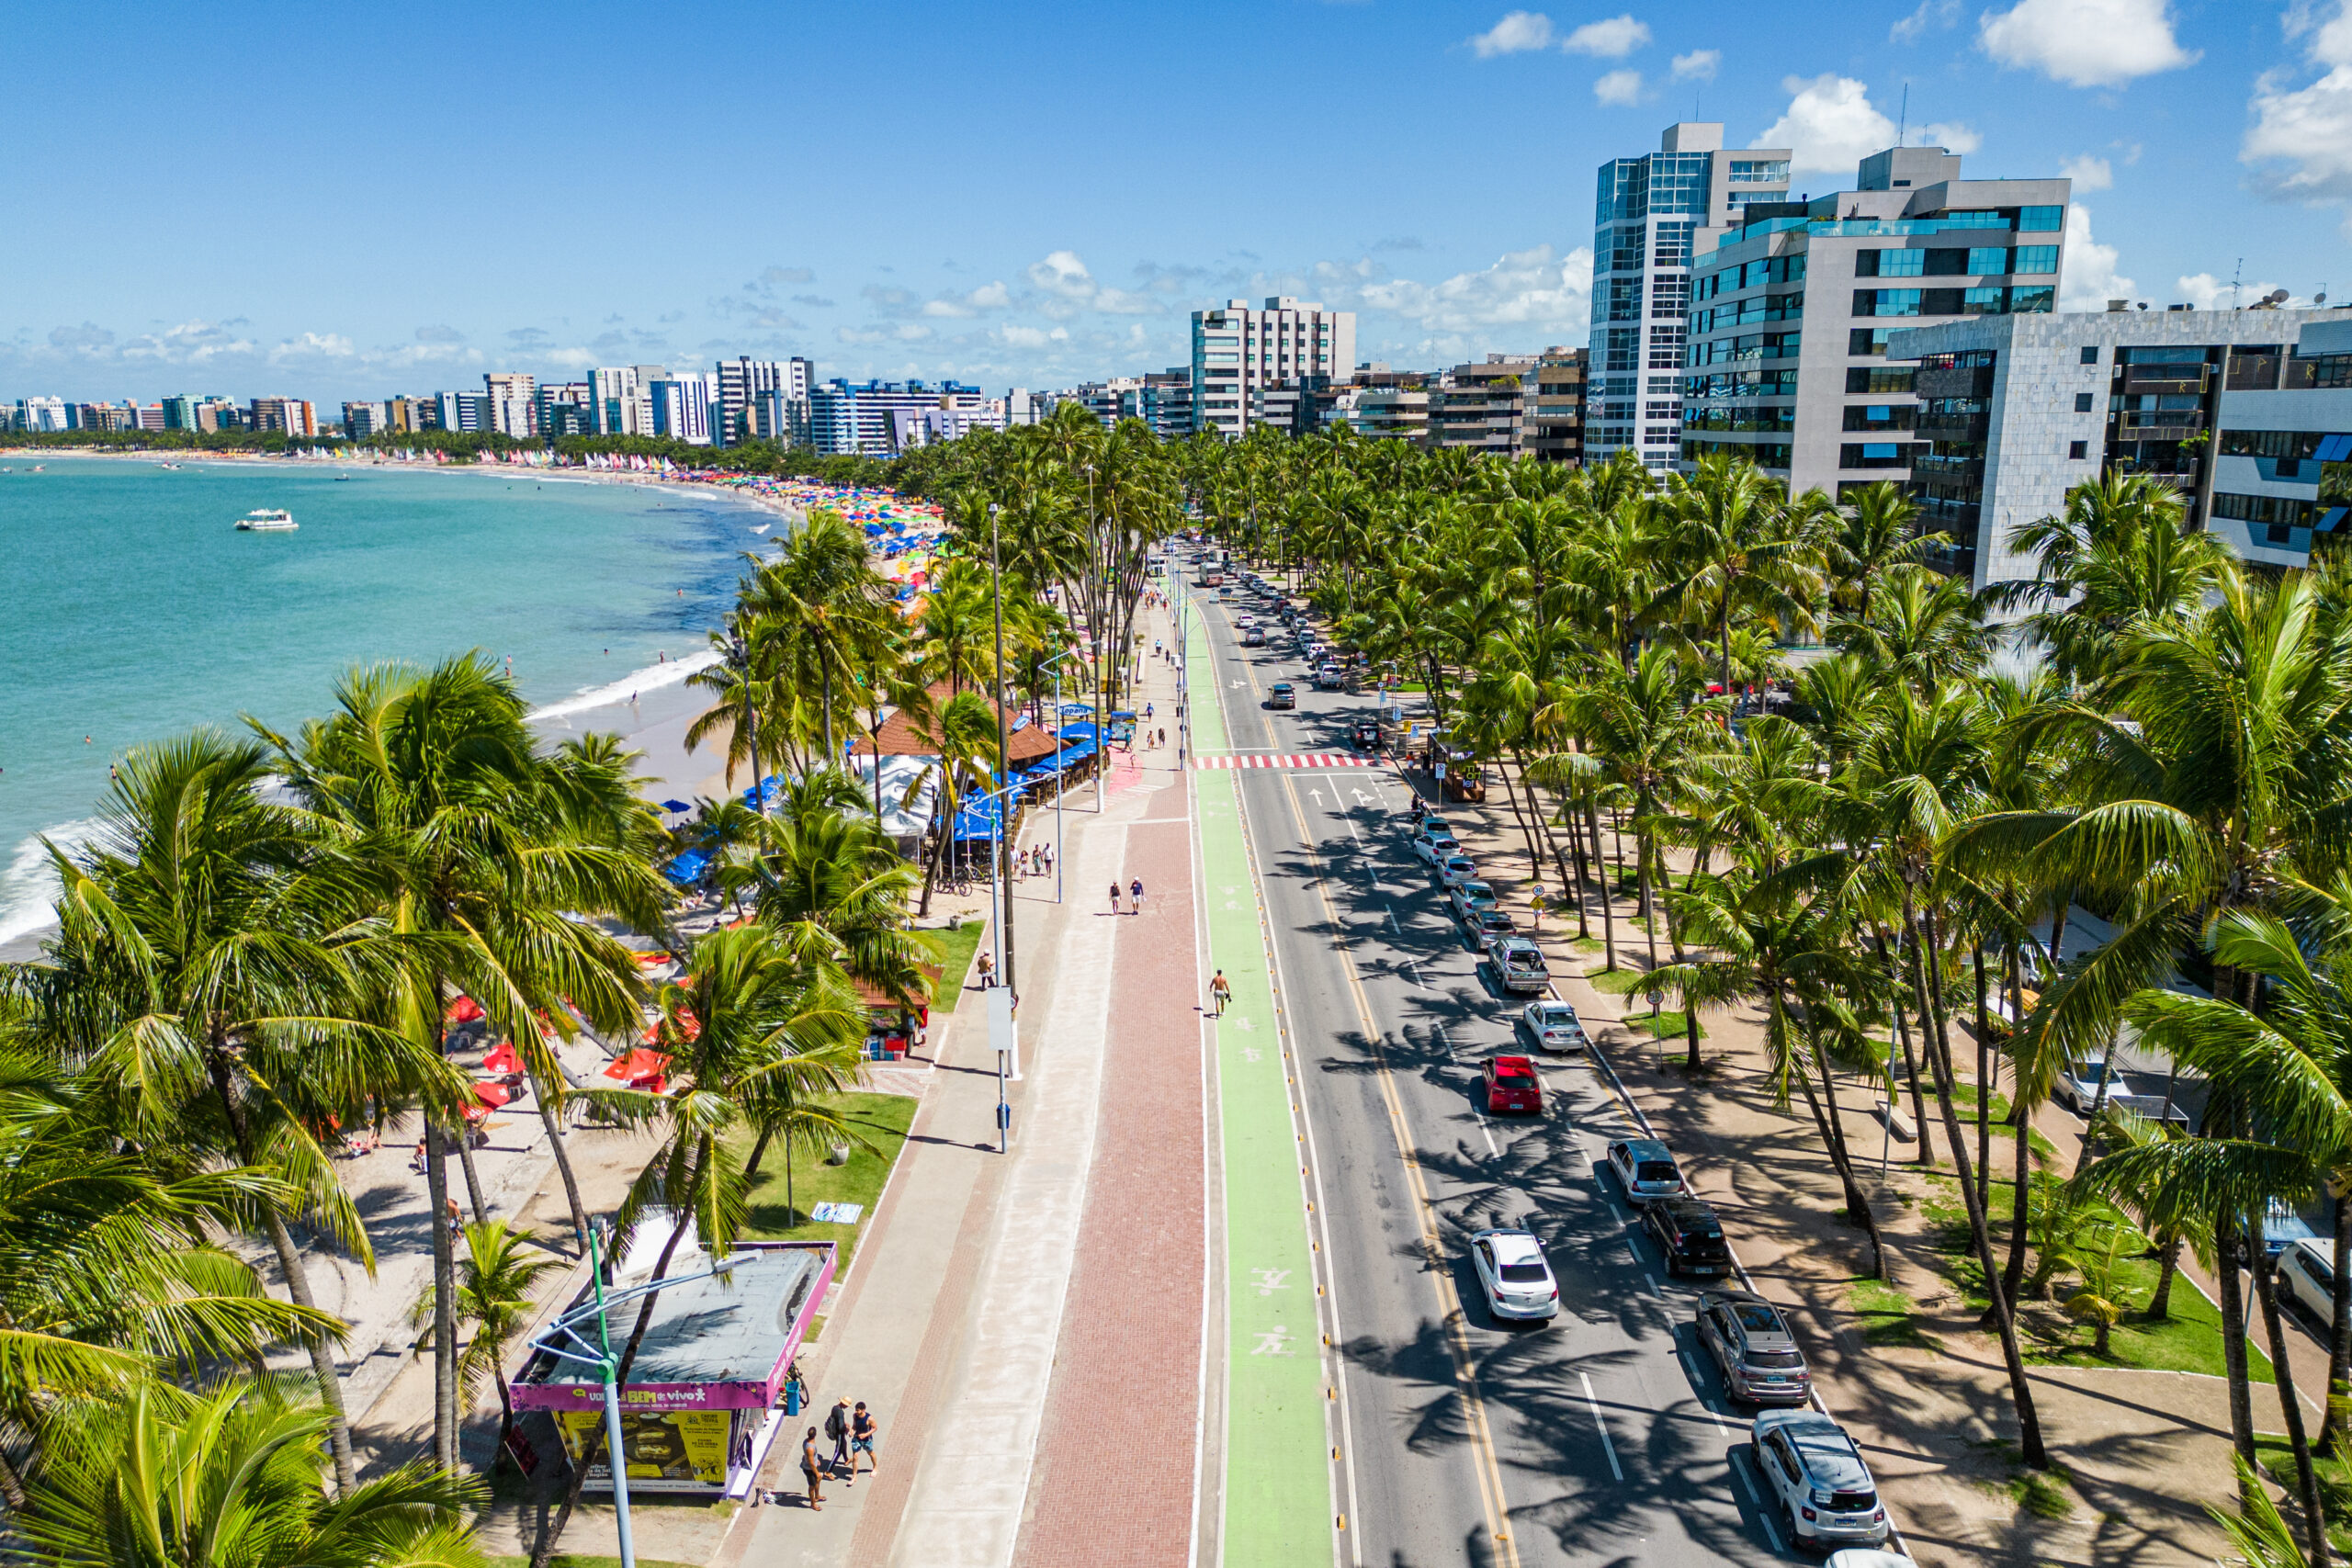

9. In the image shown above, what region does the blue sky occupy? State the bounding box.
[6,0,2347,402]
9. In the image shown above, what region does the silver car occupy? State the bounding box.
[1450,879,1498,921]
[1436,853,1479,890]
[1605,1137,1685,1205]
[1469,1227,1558,1321]
[1467,908,1518,951]
[1697,1290,1813,1405]
[1521,1000,1588,1053]
[1411,831,1459,865]
[1752,1411,1890,1549]
[1492,937,1549,995]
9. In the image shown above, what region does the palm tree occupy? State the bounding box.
[410,1220,563,1470]
[30,731,443,1492]
[19,1380,487,1568]
[1654,453,1826,697]
[1825,480,1944,624]
[909,692,1007,917]
[263,653,671,1472]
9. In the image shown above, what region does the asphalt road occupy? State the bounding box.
[1193,583,1795,1568]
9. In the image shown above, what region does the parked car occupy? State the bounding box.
[1644,1196,1733,1278]
[1406,813,1454,841]
[2279,1236,2338,1322]
[1450,879,1499,921]
[1436,853,1480,890]
[1467,908,1518,950]
[1482,1054,1544,1115]
[1468,1227,1558,1321]
[2051,1056,2117,1114]
[1751,1411,1891,1550]
[1605,1138,1686,1205]
[1411,831,1460,865]
[1267,682,1296,710]
[1825,1553,1917,1568]
[1492,937,1549,995]
[1697,1290,1814,1405]
[1520,1000,1588,1053]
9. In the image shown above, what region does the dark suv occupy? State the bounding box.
[1643,1196,1731,1278]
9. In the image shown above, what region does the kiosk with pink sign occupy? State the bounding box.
[513,1239,834,1497]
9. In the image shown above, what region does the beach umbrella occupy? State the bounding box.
[445,996,485,1025]
[660,798,692,814]
[481,1040,524,1074]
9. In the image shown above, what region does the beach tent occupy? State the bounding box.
[662,850,710,886]
[1057,721,1100,744]
[481,1040,524,1075]
[660,798,692,814]
[949,795,1003,843]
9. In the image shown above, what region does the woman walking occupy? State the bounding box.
[800,1427,825,1510]
[1109,880,1122,915]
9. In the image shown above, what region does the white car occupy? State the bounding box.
[1753,1411,1892,1550]
[1407,814,1455,842]
[1826,1554,1917,1568]
[1468,1227,1558,1321]
[1436,853,1479,890]
[1449,879,1498,920]
[1521,1000,1589,1053]
[2280,1237,2338,1322]
[1605,1138,1686,1206]
[2052,1056,2117,1114]
[1411,831,1460,865]
[1234,614,1255,628]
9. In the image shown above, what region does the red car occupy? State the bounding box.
[1483,1055,1544,1115]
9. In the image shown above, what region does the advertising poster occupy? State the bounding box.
[555,1408,733,1492]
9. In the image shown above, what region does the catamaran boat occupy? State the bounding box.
[235,508,298,531]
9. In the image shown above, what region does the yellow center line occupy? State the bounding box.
[1272,769,1524,1568]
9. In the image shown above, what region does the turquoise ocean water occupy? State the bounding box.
[0,457,774,942]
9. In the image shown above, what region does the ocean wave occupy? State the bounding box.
[528,649,723,723]
[0,816,104,945]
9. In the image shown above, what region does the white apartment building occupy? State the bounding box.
[482,372,537,438]
[649,372,716,446]
[1190,297,1357,437]
[717,356,814,446]
[589,365,670,436]
[1587,122,1792,470]
[15,396,68,432]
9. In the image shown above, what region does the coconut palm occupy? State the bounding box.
[1653,452,1826,696]
[19,1379,487,1568]
[262,653,671,1472]
[409,1220,563,1469]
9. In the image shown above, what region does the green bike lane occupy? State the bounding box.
[1187,593,1341,1566]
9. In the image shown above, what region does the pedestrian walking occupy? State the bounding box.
[1109,881,1122,915]
[1210,969,1232,1016]
[1130,877,1146,916]
[848,1402,878,1483]
[825,1396,852,1474]
[799,1427,824,1509]
[977,950,995,989]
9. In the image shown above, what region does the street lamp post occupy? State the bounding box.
[526,1226,752,1568]
[988,502,1016,1003]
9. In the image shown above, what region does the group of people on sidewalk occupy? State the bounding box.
[782,1396,878,1511]
[1108,876,1148,916]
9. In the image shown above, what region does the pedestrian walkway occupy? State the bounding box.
[1193,751,1384,770]
[1186,593,1337,1564]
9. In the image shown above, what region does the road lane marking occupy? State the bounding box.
[1580,1372,1624,1481]
[1680,1352,1730,1436]
[1272,770,1522,1568]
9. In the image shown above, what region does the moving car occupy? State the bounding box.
[1697,1290,1814,1405]
[1267,682,1296,710]
[1468,1228,1558,1321]
[1752,1411,1891,1550]
[2278,1236,2337,1322]
[1436,853,1480,891]
[1450,879,1498,920]
[1491,936,1549,995]
[1482,1054,1544,1115]
[1521,1000,1588,1053]
[1605,1138,1686,1205]
[1243,626,1266,647]
[1314,663,1345,691]
[1234,614,1254,628]
[1350,718,1384,751]
[1411,830,1460,865]
[1643,1196,1732,1277]
[1467,908,1518,950]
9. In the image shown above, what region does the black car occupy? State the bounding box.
[1643,1197,1732,1278]
[1350,718,1383,751]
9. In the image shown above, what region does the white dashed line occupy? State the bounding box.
[1580,1371,1624,1481]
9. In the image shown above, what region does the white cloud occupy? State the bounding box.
[2060,152,2114,189]
[1354,243,1594,336]
[921,280,1012,318]
[2244,3,2352,210]
[1670,49,1720,82]
[998,324,1070,349]
[1923,120,1983,154]
[1470,10,1553,56]
[2058,205,2137,311]
[1594,69,1645,105]
[2175,272,2304,310]
[1562,13,1649,57]
[1891,0,1960,43]
[1979,0,2198,88]
[268,333,356,363]
[1758,75,1895,175]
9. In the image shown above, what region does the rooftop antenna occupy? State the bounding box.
[2230,258,2244,310]
[1897,84,1909,146]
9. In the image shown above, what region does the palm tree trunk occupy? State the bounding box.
[1783,1006,1885,1279]
[1908,893,2047,1467]
[2149,1229,2182,1320]
[0,1447,26,1509]
[535,1084,591,1257]
[2330,1194,2352,1454]
[2003,1100,2033,1309]
[2253,1235,2333,1567]
[456,1125,491,1225]
[2217,1200,2259,1477]
[1877,931,1936,1168]
[1973,944,1992,1210]
[492,1367,517,1470]
[423,1118,461,1472]
[1585,798,1617,972]
[264,1210,359,1492]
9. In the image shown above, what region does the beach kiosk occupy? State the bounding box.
[512,1238,834,1498]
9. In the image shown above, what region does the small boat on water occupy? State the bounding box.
[236,508,299,532]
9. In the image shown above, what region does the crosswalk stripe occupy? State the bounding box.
[1191,753,1385,771]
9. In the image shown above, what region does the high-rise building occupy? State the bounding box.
[248,398,317,437]
[648,373,717,446]
[535,382,593,439]
[1885,305,2352,589]
[1680,144,2069,501]
[482,373,537,438]
[14,396,67,432]
[716,356,814,446]
[589,367,642,435]
[433,391,488,433]
[1587,123,1792,470]
[161,396,196,431]
[808,379,990,456]
[343,401,389,438]
[1427,355,1538,456]
[1190,298,1357,437]
[1524,346,1589,464]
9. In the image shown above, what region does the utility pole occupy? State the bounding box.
[989,502,1016,1002]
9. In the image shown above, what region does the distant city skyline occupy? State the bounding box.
[6,0,2346,400]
